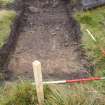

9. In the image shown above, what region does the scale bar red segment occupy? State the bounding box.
[66,77,101,83]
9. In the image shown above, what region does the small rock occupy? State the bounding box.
[55,26,60,30]
[29,6,40,13]
[51,32,56,36]
[50,29,56,36]
[30,31,35,34]
[64,42,69,47]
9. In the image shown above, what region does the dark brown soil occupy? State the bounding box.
[5,0,88,81]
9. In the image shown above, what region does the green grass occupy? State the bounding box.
[0,10,16,48]
[74,7,105,76]
[0,0,14,6]
[0,81,105,105]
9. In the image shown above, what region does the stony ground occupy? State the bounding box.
[6,0,88,81]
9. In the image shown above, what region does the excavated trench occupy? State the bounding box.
[2,0,89,81]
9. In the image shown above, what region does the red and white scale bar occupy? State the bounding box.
[42,77,105,84]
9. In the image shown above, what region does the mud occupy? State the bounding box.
[3,0,88,81]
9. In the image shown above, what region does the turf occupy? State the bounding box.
[0,10,16,48]
[74,7,105,75]
[0,81,105,105]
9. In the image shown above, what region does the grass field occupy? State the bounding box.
[0,10,16,48]
[0,0,16,48]
[0,0,14,6]
[0,81,105,105]
[74,6,105,76]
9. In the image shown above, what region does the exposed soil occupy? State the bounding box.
[5,0,88,81]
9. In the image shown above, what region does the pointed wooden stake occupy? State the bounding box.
[32,61,44,105]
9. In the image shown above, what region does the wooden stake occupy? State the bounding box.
[32,61,44,105]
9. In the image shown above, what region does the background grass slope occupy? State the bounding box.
[0,10,16,48]
[74,7,105,76]
[0,0,14,6]
[0,0,16,48]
